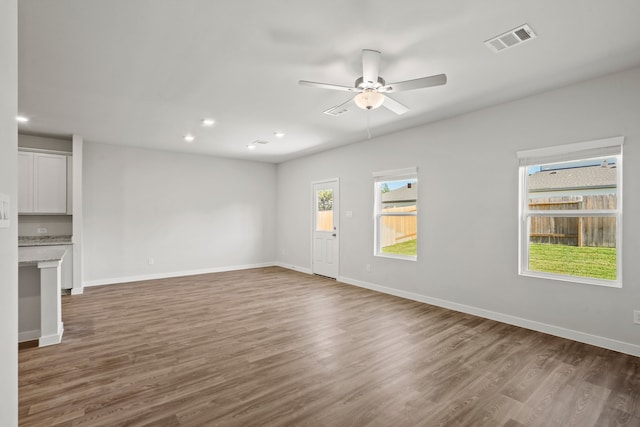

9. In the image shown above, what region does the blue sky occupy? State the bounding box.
[528,157,616,175]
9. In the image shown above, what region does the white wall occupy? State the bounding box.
[0,0,19,424]
[83,142,277,284]
[277,66,640,356]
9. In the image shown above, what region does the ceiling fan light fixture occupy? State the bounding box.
[354,89,384,110]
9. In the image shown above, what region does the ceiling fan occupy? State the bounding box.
[299,49,447,116]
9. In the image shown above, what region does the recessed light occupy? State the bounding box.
[184,134,195,143]
[273,131,285,138]
[16,115,29,123]
[201,118,215,127]
[246,144,256,150]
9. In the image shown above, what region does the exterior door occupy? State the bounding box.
[312,180,339,278]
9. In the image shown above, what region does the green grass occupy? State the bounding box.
[529,243,616,280]
[382,239,417,256]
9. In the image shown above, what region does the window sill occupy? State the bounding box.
[375,253,417,262]
[519,270,621,288]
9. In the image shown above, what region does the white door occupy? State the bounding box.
[312,180,339,278]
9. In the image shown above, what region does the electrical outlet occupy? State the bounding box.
[634,310,640,325]
[148,257,155,265]
[37,228,47,234]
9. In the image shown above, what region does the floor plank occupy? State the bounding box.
[19,267,640,426]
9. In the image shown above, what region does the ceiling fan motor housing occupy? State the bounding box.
[355,76,385,90]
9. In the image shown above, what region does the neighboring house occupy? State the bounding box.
[381,183,417,209]
[528,162,617,198]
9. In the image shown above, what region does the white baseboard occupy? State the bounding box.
[82,262,276,287]
[274,262,312,275]
[19,329,40,343]
[70,287,83,295]
[338,275,640,358]
[38,323,64,347]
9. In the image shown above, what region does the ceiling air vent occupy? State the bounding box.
[324,103,351,116]
[485,24,537,53]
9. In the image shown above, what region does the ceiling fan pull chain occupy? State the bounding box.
[366,109,372,140]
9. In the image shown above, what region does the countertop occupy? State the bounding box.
[19,246,69,267]
[19,235,72,247]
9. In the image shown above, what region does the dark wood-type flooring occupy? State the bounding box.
[19,267,640,426]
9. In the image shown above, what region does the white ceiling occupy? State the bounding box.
[17,1,640,163]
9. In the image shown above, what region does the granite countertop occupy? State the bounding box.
[19,246,69,266]
[19,235,73,247]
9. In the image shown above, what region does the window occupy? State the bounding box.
[517,137,623,287]
[374,167,418,260]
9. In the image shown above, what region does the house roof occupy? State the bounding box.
[528,164,617,192]
[382,184,417,203]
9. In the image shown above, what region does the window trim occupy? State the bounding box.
[373,167,418,261]
[517,136,623,287]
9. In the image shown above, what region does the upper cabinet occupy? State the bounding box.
[18,151,69,214]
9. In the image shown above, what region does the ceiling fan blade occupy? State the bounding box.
[381,95,409,115]
[362,49,381,87]
[382,74,447,93]
[323,97,356,116]
[298,80,357,92]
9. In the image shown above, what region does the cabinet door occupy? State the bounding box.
[18,152,34,213]
[34,153,67,213]
[61,246,73,290]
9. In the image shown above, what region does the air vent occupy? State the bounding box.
[324,104,351,116]
[485,24,537,53]
[253,140,269,145]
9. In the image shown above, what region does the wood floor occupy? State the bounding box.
[19,267,640,426]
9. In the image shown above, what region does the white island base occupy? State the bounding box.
[19,247,66,346]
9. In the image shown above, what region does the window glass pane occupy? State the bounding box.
[377,178,417,257]
[527,157,617,210]
[380,215,417,256]
[316,189,333,232]
[528,216,616,280]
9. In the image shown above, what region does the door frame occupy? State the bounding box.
[310,178,339,278]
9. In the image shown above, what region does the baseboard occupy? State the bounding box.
[274,262,313,275]
[19,329,40,343]
[82,262,277,287]
[70,287,83,295]
[39,323,64,347]
[338,275,640,358]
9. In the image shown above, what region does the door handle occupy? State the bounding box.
[332,233,336,237]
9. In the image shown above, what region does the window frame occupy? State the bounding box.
[373,167,418,261]
[517,137,623,287]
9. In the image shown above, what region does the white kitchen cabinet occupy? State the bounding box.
[18,152,34,212]
[60,245,73,290]
[18,151,68,214]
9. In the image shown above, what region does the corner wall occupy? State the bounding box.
[0,0,19,424]
[82,142,277,284]
[276,66,640,355]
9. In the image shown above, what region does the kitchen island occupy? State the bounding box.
[19,246,67,346]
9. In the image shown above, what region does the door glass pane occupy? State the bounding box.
[528,216,616,280]
[316,189,333,232]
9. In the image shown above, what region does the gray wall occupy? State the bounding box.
[0,0,18,424]
[83,142,277,283]
[276,66,640,354]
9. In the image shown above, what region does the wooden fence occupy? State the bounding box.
[381,206,417,248]
[529,195,616,247]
